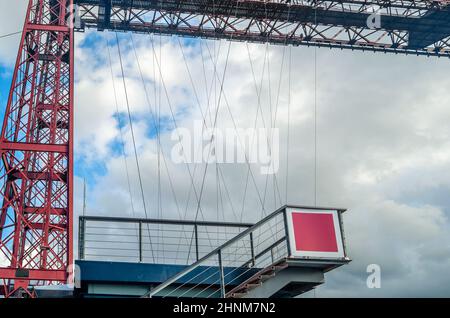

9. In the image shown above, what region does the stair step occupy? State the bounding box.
[230,284,249,293]
[259,273,276,281]
[272,264,287,271]
[225,261,288,298]
[245,276,263,285]
[245,282,262,289]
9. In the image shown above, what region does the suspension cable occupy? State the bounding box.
[0,31,21,40]
[176,37,240,222]
[146,34,222,261]
[115,32,155,262]
[147,36,210,223]
[199,41,269,222]
[286,45,292,205]
[106,36,136,217]
[129,35,182,214]
[261,44,285,211]
[314,1,319,207]
[193,40,232,222]
[128,34,195,243]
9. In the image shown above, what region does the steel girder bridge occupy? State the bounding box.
[0,0,448,297]
[75,0,450,57]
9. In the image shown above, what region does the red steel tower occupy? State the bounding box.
[0,0,73,297]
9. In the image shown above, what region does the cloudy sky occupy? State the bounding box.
[1,1,450,297]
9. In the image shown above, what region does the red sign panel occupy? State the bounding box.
[292,212,338,252]
[286,208,345,259]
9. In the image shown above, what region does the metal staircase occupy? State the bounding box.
[226,260,289,298]
[147,205,350,298]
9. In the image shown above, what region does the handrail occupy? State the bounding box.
[78,215,254,264]
[79,215,254,228]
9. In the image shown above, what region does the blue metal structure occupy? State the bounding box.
[75,260,259,297]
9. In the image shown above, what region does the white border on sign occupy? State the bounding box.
[285,208,345,259]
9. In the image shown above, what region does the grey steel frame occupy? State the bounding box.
[146,204,348,298]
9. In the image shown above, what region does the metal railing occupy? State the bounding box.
[147,205,348,298]
[78,216,253,265]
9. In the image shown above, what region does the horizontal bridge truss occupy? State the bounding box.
[74,0,450,57]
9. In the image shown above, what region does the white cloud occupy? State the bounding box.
[0,0,27,64]
[1,4,450,296]
[71,33,450,297]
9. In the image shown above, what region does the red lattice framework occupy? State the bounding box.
[0,0,73,297]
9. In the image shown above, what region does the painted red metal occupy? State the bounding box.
[291,212,338,253]
[0,0,74,297]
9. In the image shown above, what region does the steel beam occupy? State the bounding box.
[74,0,450,57]
[0,142,69,153]
[0,268,66,281]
